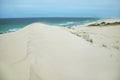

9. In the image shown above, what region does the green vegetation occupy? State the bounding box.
[88,22,120,26]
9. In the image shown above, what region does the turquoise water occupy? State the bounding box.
[0,18,99,33]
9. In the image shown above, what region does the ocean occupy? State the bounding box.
[0,18,99,33]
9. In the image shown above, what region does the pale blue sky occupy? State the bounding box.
[0,0,120,18]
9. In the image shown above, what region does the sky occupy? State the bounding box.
[0,0,120,18]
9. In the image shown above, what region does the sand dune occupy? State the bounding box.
[0,23,120,80]
[68,19,120,51]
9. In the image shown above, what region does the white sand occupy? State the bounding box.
[68,19,120,51]
[0,23,120,80]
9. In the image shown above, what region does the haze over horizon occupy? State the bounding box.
[0,0,120,18]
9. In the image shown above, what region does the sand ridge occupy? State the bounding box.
[0,23,120,80]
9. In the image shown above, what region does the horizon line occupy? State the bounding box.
[0,17,116,19]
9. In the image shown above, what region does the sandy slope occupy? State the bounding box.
[67,19,120,51]
[0,23,120,80]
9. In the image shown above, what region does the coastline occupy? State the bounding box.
[0,17,99,34]
[0,19,120,80]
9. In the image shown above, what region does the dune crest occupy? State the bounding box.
[0,23,120,80]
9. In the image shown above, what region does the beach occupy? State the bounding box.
[0,19,120,80]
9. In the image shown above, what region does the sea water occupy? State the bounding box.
[0,18,99,33]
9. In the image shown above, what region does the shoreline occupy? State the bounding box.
[0,17,99,34]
